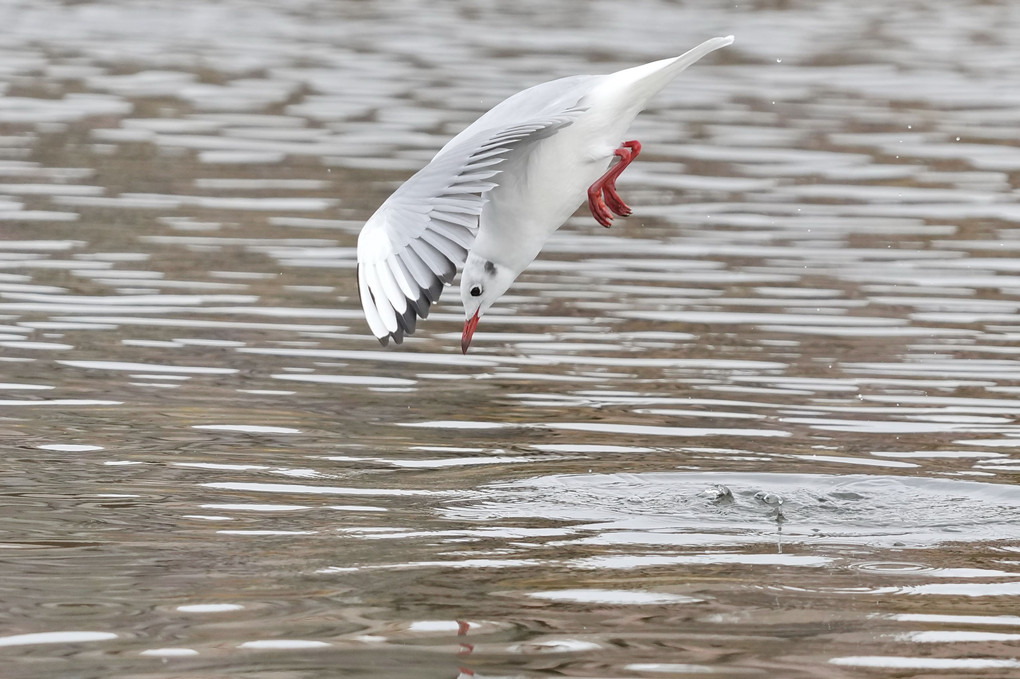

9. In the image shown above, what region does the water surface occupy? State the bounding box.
[2,1,1020,677]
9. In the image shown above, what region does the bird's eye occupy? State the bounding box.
[470,286,482,297]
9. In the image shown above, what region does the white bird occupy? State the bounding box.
[357,35,734,353]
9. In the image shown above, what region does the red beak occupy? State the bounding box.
[461,310,480,354]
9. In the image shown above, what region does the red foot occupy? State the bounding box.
[587,140,642,228]
[457,619,475,675]
[457,619,473,654]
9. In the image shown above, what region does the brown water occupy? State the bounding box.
[2,0,1020,677]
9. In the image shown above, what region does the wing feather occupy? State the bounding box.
[360,262,398,335]
[409,238,455,283]
[387,255,418,301]
[429,211,478,229]
[374,259,409,318]
[389,256,432,318]
[421,229,468,263]
[356,99,587,344]
[398,248,436,289]
[357,264,391,341]
[432,221,474,249]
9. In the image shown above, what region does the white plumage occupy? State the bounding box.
[357,35,734,351]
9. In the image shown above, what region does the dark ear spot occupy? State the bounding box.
[470,286,482,297]
[483,260,496,275]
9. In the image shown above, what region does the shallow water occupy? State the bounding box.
[2,0,1020,677]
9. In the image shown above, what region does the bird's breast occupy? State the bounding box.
[474,130,613,270]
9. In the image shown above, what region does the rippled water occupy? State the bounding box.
[2,0,1020,676]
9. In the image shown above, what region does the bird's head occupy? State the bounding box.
[459,253,516,353]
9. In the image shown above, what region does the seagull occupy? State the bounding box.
[356,35,734,353]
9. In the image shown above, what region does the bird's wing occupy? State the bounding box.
[357,106,585,345]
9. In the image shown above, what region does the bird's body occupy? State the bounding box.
[357,36,734,351]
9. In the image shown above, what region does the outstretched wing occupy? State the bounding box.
[356,106,585,345]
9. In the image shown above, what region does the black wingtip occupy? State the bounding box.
[425,278,444,303]
[396,304,417,335]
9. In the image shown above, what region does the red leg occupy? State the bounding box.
[587,140,642,228]
[457,620,474,676]
[602,140,641,217]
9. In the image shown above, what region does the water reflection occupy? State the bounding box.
[3,0,1020,676]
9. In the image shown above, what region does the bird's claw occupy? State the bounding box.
[603,185,632,217]
[587,189,615,228]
